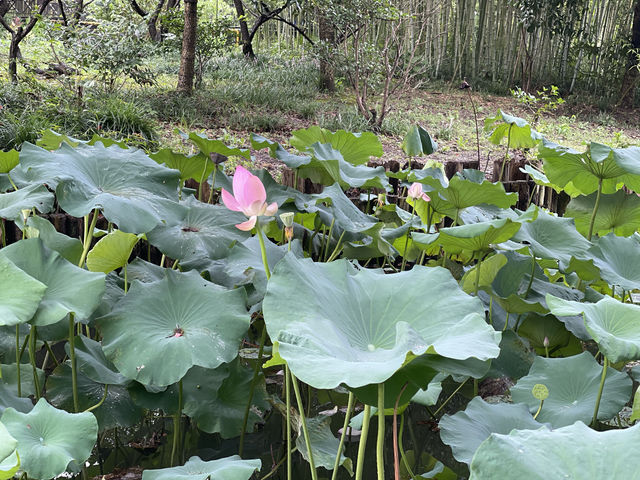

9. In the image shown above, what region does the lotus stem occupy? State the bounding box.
[85,384,109,413]
[286,366,293,480]
[331,392,355,480]
[355,404,372,480]
[69,314,79,412]
[587,178,603,241]
[123,263,128,294]
[28,326,41,400]
[498,124,513,183]
[261,447,299,480]
[256,225,271,279]
[398,413,416,480]
[207,166,218,203]
[78,208,100,269]
[591,356,609,427]
[291,373,318,480]
[171,379,183,466]
[7,173,17,191]
[393,383,409,480]
[401,206,416,271]
[15,325,21,397]
[323,218,336,262]
[533,399,544,420]
[377,383,385,480]
[474,255,482,295]
[433,378,469,418]
[326,231,346,263]
[198,156,208,201]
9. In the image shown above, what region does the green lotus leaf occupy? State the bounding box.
[402,125,438,157]
[565,190,640,237]
[517,313,582,357]
[149,149,214,182]
[0,256,47,326]
[462,253,508,294]
[0,421,19,480]
[251,133,311,168]
[293,142,389,190]
[512,209,592,269]
[263,254,501,389]
[290,126,382,165]
[469,421,640,479]
[546,294,640,363]
[0,383,33,415]
[0,184,54,221]
[296,412,352,475]
[440,397,544,465]
[410,372,446,407]
[97,270,249,386]
[147,196,249,261]
[87,229,140,274]
[182,360,268,438]
[185,132,251,160]
[484,110,542,149]
[1,398,98,480]
[0,325,30,364]
[46,362,141,431]
[1,363,44,398]
[511,352,632,427]
[0,239,105,326]
[587,233,640,290]
[19,142,180,233]
[436,218,522,255]
[67,336,129,386]
[0,150,19,174]
[631,386,640,423]
[486,330,535,379]
[22,216,82,264]
[141,455,261,480]
[36,129,129,150]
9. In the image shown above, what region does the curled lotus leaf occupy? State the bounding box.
[141,455,261,480]
[263,254,501,389]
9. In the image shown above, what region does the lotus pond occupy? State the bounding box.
[1,116,640,480]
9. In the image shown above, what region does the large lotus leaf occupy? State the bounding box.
[87,229,140,274]
[182,360,268,438]
[0,184,53,220]
[97,269,249,386]
[290,126,382,165]
[35,129,129,151]
[435,218,522,255]
[587,233,640,290]
[46,362,142,431]
[1,363,44,398]
[0,421,19,480]
[484,110,542,149]
[546,295,640,363]
[469,421,640,479]
[511,352,631,427]
[512,209,592,269]
[486,330,535,380]
[0,239,105,326]
[402,125,438,157]
[427,174,517,220]
[185,132,251,160]
[263,254,501,389]
[149,149,214,182]
[539,140,640,196]
[440,397,544,465]
[0,150,19,174]
[565,189,640,238]
[0,256,47,326]
[0,383,33,414]
[1,398,98,480]
[147,196,249,261]
[142,455,261,480]
[19,142,180,233]
[296,412,352,475]
[22,216,82,264]
[67,336,129,386]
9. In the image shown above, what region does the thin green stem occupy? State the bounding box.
[256,225,271,279]
[401,206,415,271]
[474,255,482,295]
[123,263,128,294]
[398,413,416,480]
[331,392,355,480]
[198,156,208,201]
[393,383,409,480]
[85,384,109,413]
[591,356,609,427]
[15,325,21,397]
[498,124,513,182]
[43,341,59,368]
[171,379,183,466]
[7,173,17,191]
[323,218,336,262]
[69,314,79,412]
[286,366,293,480]
[291,374,317,480]
[533,399,544,420]
[355,404,372,480]
[207,166,218,203]
[377,384,385,480]
[28,326,41,400]
[78,209,99,268]
[326,231,346,263]
[260,447,298,480]
[433,378,469,418]
[587,178,603,241]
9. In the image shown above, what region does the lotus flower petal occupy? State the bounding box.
[221,189,243,212]
[265,202,278,216]
[236,217,257,231]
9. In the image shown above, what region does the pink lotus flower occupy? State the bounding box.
[222,166,278,231]
[407,182,431,202]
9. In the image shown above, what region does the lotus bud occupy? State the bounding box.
[421,193,431,202]
[280,212,294,228]
[377,193,386,208]
[543,336,550,348]
[21,209,31,224]
[407,182,423,200]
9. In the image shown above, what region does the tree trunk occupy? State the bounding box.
[177,0,197,94]
[620,0,640,107]
[147,0,166,41]
[232,0,254,58]
[318,10,335,92]
[8,33,19,83]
